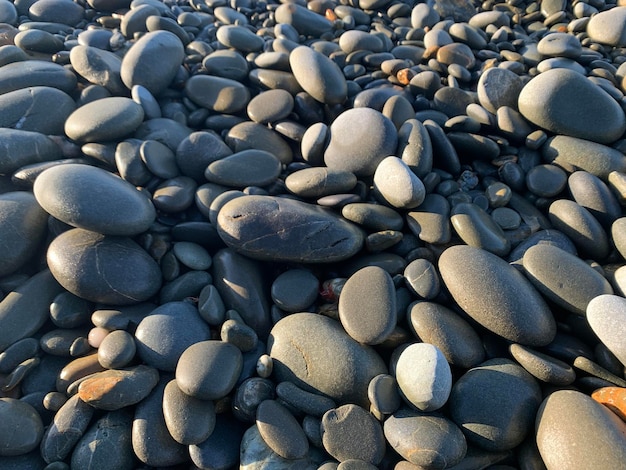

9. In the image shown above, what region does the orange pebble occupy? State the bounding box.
[325,8,337,21]
[591,387,626,421]
[77,375,124,403]
[396,68,415,85]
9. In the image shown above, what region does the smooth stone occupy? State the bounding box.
[613,217,626,259]
[339,30,384,53]
[449,358,542,452]
[217,195,364,263]
[221,319,258,353]
[132,379,187,467]
[171,241,211,271]
[338,266,396,345]
[271,269,319,313]
[175,131,232,182]
[0,60,76,95]
[115,138,151,186]
[536,57,586,75]
[537,32,582,58]
[226,121,292,165]
[0,270,63,352]
[509,344,575,386]
[587,294,626,367]
[274,3,333,37]
[432,87,474,118]
[70,410,134,470]
[423,120,461,175]
[324,107,398,177]
[134,301,210,372]
[568,171,621,227]
[290,45,347,105]
[0,129,61,174]
[522,244,613,315]
[0,398,43,456]
[536,390,626,469]
[47,228,160,305]
[0,338,39,374]
[190,414,246,470]
[217,24,263,52]
[395,342,452,412]
[205,149,281,188]
[591,387,626,421]
[64,97,144,143]
[121,31,184,96]
[256,399,309,460]
[40,394,95,464]
[438,245,556,346]
[77,29,112,49]
[301,122,329,166]
[247,89,293,124]
[384,408,467,469]
[548,199,609,260]
[163,379,215,445]
[55,353,104,395]
[285,168,357,198]
[175,340,243,400]
[373,156,425,209]
[28,0,84,25]
[202,50,248,81]
[90,303,155,332]
[69,45,125,95]
[587,6,626,47]
[525,164,567,198]
[211,248,271,339]
[233,377,276,422]
[321,404,385,465]
[185,75,250,114]
[450,202,510,256]
[367,374,401,415]
[403,259,440,300]
[131,84,160,120]
[406,196,451,245]
[14,30,63,55]
[34,163,155,236]
[477,67,523,114]
[77,365,159,410]
[276,381,336,417]
[146,15,189,46]
[97,330,136,369]
[542,135,626,179]
[0,191,47,277]
[508,229,577,263]
[0,86,74,135]
[408,301,485,369]
[518,68,626,144]
[268,312,387,407]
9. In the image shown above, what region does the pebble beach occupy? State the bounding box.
[1,0,626,468]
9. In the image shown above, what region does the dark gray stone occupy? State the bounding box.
[568,170,621,227]
[285,167,356,199]
[0,129,62,174]
[275,381,336,417]
[205,149,281,188]
[189,413,246,470]
[185,75,250,114]
[0,60,76,95]
[69,45,125,95]
[256,399,309,460]
[0,398,43,457]
[270,269,319,313]
[163,379,215,445]
[290,45,347,105]
[225,121,292,165]
[97,330,136,369]
[509,344,576,386]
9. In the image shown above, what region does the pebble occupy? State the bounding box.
[591,387,626,421]
[97,330,136,369]
[256,399,309,460]
[0,398,43,456]
[508,343,576,386]
[438,245,556,346]
[162,379,215,445]
[373,156,425,209]
[536,390,626,469]
[185,75,250,114]
[285,167,357,199]
[240,423,317,469]
[587,294,626,367]
[395,342,452,412]
[205,149,281,188]
[290,45,347,105]
[270,269,319,313]
[587,6,626,47]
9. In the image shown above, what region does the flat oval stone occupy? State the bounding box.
[438,245,556,346]
[0,86,74,135]
[525,164,567,198]
[217,195,364,263]
[275,381,336,417]
[587,6,626,47]
[135,302,210,372]
[289,45,347,105]
[256,399,309,460]
[537,32,582,58]
[0,191,48,277]
[403,259,440,300]
[285,167,357,198]
[342,203,404,231]
[0,59,76,95]
[338,266,396,345]
[451,202,510,256]
[449,358,542,452]
[121,31,184,96]
[395,342,452,412]
[226,121,292,165]
[217,25,264,52]
[163,379,215,445]
[274,3,332,37]
[203,50,249,81]
[0,398,43,456]
[0,338,39,374]
[509,344,575,386]
[70,45,125,95]
[28,0,84,25]
[398,119,433,179]
[70,410,134,470]
[0,129,61,174]
[247,89,293,124]
[613,217,626,259]
[543,135,626,179]
[34,163,155,236]
[47,228,161,305]
[568,171,621,227]
[77,365,159,410]
[373,156,425,209]
[408,301,485,369]
[185,75,250,114]
[384,408,467,468]
[518,68,626,144]
[324,107,398,177]
[175,340,243,400]
[548,199,609,260]
[536,390,626,469]
[587,294,626,367]
[522,244,613,315]
[64,97,144,143]
[477,67,523,114]
[268,312,387,407]
[205,149,281,188]
[321,404,385,465]
[97,330,136,369]
[271,269,319,313]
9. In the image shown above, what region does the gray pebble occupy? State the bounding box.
[205,149,281,188]
[256,399,309,460]
[373,156,425,209]
[0,398,43,457]
[509,343,575,386]
[587,294,626,367]
[285,167,356,198]
[185,74,250,114]
[162,379,215,445]
[271,269,319,313]
[568,170,621,227]
[97,330,136,369]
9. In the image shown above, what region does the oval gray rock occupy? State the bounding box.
[518,68,626,144]
[256,399,309,460]
[163,379,215,445]
[47,228,162,305]
[217,195,364,263]
[0,129,62,174]
[289,45,347,105]
[438,245,556,346]
[587,294,626,367]
[204,149,281,188]
[268,312,387,407]
[0,60,77,95]
[587,6,626,47]
[34,163,155,236]
[0,398,43,456]
[121,31,184,96]
[185,75,251,114]
[285,167,357,198]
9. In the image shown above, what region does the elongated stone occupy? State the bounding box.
[289,45,347,105]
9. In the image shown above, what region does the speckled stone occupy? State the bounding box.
[587,6,626,47]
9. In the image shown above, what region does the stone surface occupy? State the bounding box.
[256,399,309,460]
[587,295,626,367]
[587,6,626,47]
[0,398,43,456]
[438,245,556,346]
[163,379,215,445]
[290,45,347,105]
[373,156,426,209]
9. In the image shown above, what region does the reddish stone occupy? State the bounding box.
[592,387,626,421]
